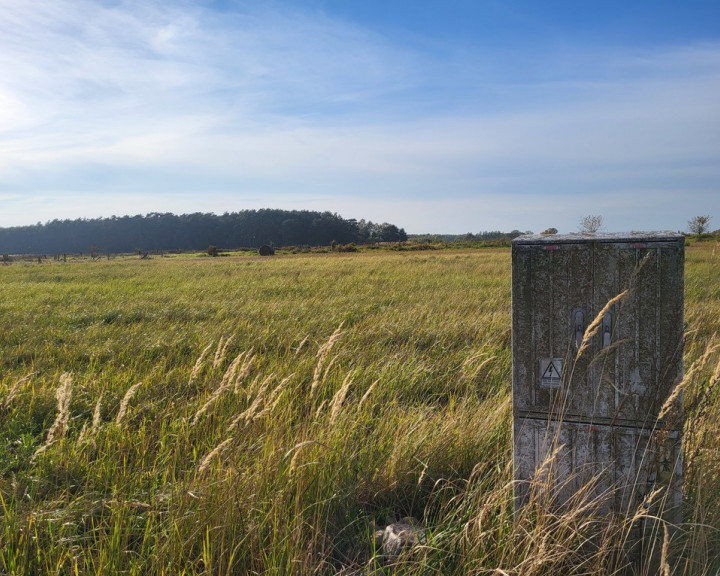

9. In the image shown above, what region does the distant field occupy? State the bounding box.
[0,244,719,574]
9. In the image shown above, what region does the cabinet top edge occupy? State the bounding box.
[512,231,684,245]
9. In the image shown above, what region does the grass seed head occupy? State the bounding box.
[358,378,379,409]
[33,372,73,460]
[576,290,628,359]
[232,350,255,393]
[310,322,344,397]
[329,369,355,425]
[116,382,142,425]
[91,392,104,431]
[3,372,37,410]
[212,336,226,369]
[192,350,254,425]
[197,437,233,475]
[228,375,273,430]
[188,342,214,386]
[213,335,235,369]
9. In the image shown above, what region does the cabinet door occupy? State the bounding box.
[512,242,593,419]
[513,417,682,518]
[593,241,684,425]
[513,239,683,425]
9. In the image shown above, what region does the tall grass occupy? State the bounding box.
[0,246,718,574]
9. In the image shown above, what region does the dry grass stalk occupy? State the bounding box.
[213,335,235,369]
[329,370,355,425]
[188,342,214,385]
[358,379,379,409]
[683,350,720,478]
[197,437,233,475]
[77,391,104,444]
[48,372,73,442]
[657,379,684,423]
[228,375,273,430]
[192,351,254,425]
[462,353,496,380]
[530,442,565,495]
[213,336,226,368]
[244,374,262,401]
[660,522,671,576]
[116,382,142,425]
[629,487,664,524]
[92,392,104,431]
[709,350,720,383]
[253,375,293,421]
[269,375,292,409]
[232,350,255,394]
[294,335,310,358]
[3,372,37,410]
[76,422,89,444]
[683,340,720,383]
[33,372,73,459]
[286,440,324,475]
[217,351,245,390]
[318,356,337,388]
[576,290,629,358]
[287,441,311,474]
[663,341,720,425]
[314,399,327,419]
[472,355,496,376]
[310,321,344,397]
[417,461,428,486]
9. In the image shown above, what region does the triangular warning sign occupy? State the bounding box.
[542,361,561,380]
[540,358,563,389]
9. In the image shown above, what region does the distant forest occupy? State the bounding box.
[0,210,408,255]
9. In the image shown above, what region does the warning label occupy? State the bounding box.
[539,358,563,389]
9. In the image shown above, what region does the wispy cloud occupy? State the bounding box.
[0,1,417,165]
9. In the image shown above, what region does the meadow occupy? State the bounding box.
[0,244,719,575]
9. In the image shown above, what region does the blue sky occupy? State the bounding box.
[1,1,718,234]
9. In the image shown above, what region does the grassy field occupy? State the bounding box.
[0,244,719,575]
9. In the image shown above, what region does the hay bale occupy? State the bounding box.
[259,245,275,256]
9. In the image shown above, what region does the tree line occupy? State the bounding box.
[0,210,408,255]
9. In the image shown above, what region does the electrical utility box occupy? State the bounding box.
[511,232,684,522]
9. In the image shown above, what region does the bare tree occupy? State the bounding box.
[688,215,711,238]
[578,215,603,234]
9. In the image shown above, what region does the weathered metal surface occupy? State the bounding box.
[514,419,682,513]
[511,232,684,520]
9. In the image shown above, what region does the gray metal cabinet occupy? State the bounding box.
[512,232,683,518]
